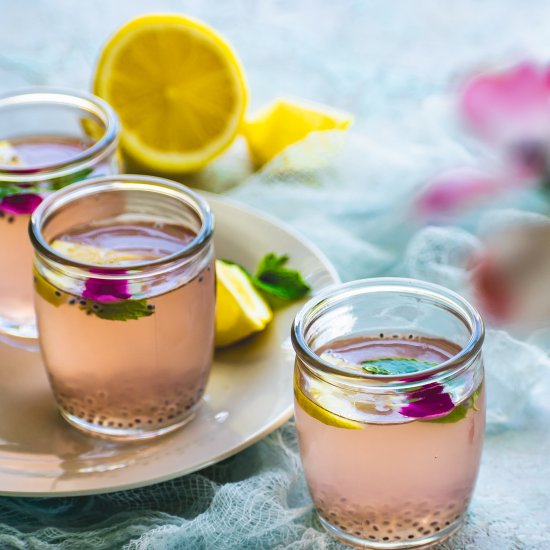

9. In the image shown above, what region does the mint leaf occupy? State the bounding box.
[256,253,289,274]
[424,402,470,424]
[423,383,483,424]
[0,183,24,200]
[363,364,391,375]
[0,166,93,201]
[362,358,438,375]
[80,299,154,321]
[252,253,310,301]
[49,167,93,191]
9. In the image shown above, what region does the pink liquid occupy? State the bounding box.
[295,335,485,546]
[4,136,89,168]
[35,221,215,439]
[0,212,36,327]
[0,136,117,337]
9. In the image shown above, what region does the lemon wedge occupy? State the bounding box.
[93,13,248,173]
[0,140,21,165]
[33,267,66,307]
[294,374,363,430]
[243,98,353,168]
[215,259,272,347]
[51,240,141,265]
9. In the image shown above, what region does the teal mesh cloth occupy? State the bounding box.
[1,1,550,548]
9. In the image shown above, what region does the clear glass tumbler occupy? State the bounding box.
[30,175,216,441]
[0,89,120,346]
[292,278,485,549]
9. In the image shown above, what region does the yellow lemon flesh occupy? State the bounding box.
[0,140,21,165]
[94,14,248,173]
[215,259,272,347]
[34,266,65,307]
[243,98,353,168]
[51,240,141,265]
[294,376,363,430]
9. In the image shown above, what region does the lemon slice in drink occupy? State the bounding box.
[94,14,248,173]
[294,376,362,430]
[215,259,272,347]
[51,240,140,265]
[33,267,66,307]
[0,140,21,165]
[243,98,353,167]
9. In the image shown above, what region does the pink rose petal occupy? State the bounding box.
[82,268,131,303]
[400,382,455,419]
[0,193,43,215]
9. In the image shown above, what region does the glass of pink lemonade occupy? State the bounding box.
[29,175,215,441]
[0,90,120,346]
[292,278,485,549]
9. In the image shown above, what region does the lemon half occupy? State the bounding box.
[94,14,248,172]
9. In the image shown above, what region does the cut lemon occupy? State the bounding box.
[0,140,21,165]
[51,240,141,265]
[93,14,248,173]
[34,267,65,307]
[215,259,272,347]
[243,98,353,168]
[294,374,362,430]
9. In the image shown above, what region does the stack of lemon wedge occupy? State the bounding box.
[93,13,352,173]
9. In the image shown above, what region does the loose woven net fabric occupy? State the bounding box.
[1,0,550,548]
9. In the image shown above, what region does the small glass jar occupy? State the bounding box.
[30,175,215,441]
[292,278,485,549]
[0,89,120,345]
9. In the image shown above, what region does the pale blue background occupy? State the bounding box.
[0,1,550,549]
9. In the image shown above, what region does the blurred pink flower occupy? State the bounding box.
[416,168,505,217]
[470,253,514,323]
[460,61,550,178]
[418,62,550,218]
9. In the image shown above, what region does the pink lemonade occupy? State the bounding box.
[0,135,117,339]
[295,334,485,547]
[34,219,215,440]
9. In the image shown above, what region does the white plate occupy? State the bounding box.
[0,192,339,496]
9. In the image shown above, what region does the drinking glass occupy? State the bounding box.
[0,89,120,346]
[30,175,215,441]
[292,278,485,549]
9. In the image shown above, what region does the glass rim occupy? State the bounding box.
[29,174,214,272]
[291,277,485,382]
[0,88,119,181]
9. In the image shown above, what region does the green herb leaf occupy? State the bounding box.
[0,166,93,200]
[362,358,438,375]
[0,183,24,200]
[49,167,94,191]
[363,364,392,375]
[252,253,310,301]
[423,383,483,424]
[80,299,154,321]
